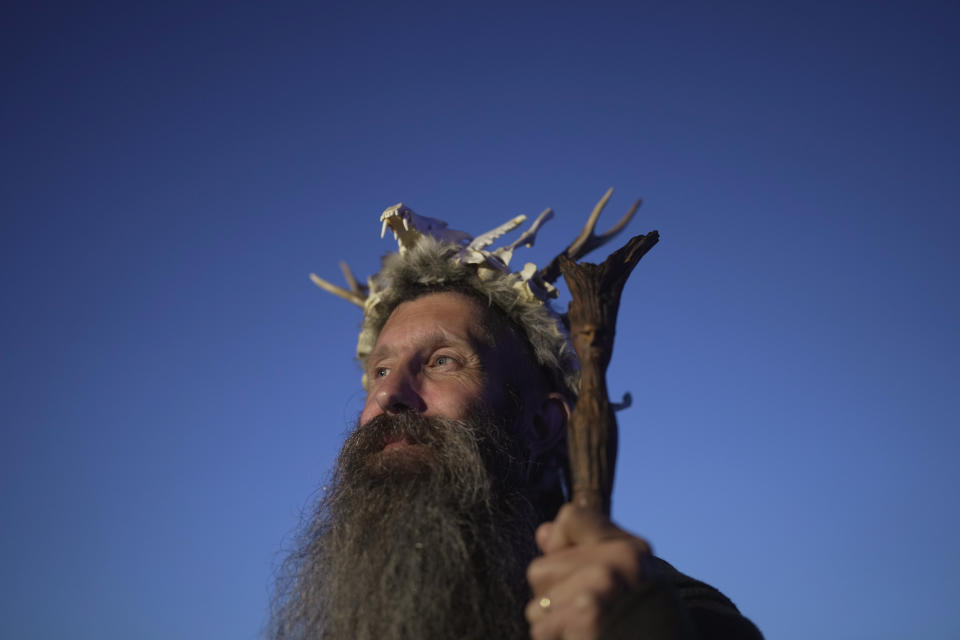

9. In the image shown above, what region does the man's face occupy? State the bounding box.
[270,293,558,640]
[359,291,530,429]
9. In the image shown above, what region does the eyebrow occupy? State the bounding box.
[365,342,400,368]
[365,329,487,369]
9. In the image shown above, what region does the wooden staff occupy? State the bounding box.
[558,232,658,515]
[539,189,658,516]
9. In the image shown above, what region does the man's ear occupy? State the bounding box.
[528,392,570,458]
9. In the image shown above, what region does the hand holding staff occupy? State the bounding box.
[526,193,662,639]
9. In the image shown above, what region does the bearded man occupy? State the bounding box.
[272,212,763,639]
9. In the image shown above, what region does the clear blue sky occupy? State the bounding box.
[2,2,958,638]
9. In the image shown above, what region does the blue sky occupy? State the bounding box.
[2,1,958,638]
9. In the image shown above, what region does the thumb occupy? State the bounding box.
[541,503,622,553]
[535,521,554,553]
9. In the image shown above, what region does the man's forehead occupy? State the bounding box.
[371,291,498,353]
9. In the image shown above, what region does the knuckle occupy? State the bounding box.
[609,537,641,556]
[535,522,551,540]
[573,590,603,616]
[631,540,653,567]
[609,538,651,575]
[635,535,653,555]
[526,557,546,585]
[524,600,539,623]
[580,562,605,583]
[585,564,617,593]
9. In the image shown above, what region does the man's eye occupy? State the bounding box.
[433,355,454,367]
[375,367,389,378]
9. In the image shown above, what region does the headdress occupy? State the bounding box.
[311,190,641,401]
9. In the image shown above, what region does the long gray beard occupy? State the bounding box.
[271,409,540,640]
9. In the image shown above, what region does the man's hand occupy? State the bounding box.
[525,504,655,640]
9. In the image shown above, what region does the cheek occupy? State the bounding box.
[422,382,484,418]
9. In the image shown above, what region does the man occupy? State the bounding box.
[272,209,762,639]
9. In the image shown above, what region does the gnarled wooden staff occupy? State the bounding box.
[540,189,659,516]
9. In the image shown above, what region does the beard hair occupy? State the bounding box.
[270,407,540,640]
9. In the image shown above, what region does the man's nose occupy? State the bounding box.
[374,368,426,414]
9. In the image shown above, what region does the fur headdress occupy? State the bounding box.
[311,194,641,401]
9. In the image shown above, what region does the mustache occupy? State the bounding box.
[349,412,463,455]
[339,408,527,488]
[336,411,491,484]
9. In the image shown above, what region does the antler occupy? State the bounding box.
[490,207,555,266]
[538,188,643,284]
[309,261,368,308]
